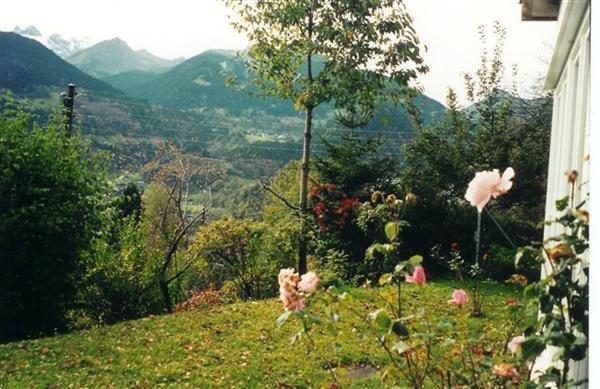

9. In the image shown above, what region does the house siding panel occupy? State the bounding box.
[540,3,590,385]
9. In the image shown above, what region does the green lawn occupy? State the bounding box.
[0,280,520,388]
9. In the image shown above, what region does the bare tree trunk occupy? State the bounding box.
[159,279,173,313]
[298,106,312,275]
[158,211,206,314]
[297,6,314,275]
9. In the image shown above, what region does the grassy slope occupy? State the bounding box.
[0,281,519,388]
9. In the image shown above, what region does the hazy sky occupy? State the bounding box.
[1,0,558,104]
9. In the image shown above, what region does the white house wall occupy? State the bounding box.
[540,1,590,385]
[544,10,590,238]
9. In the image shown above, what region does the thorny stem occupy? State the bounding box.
[403,348,419,388]
[467,349,479,388]
[380,335,418,387]
[570,179,575,209]
[502,317,524,355]
[475,211,482,267]
[430,371,445,389]
[542,246,558,276]
[302,316,338,383]
[422,306,434,361]
[459,350,469,382]
[472,211,483,316]
[562,362,570,386]
[540,244,573,383]
[397,282,403,319]
[527,355,537,381]
[327,290,415,386]
[379,337,403,371]
[421,310,436,388]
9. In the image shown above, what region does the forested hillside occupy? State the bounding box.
[101,69,160,93]
[112,49,447,128]
[0,32,121,97]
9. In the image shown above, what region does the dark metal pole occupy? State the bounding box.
[62,83,76,136]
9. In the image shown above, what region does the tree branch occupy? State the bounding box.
[166,259,196,285]
[260,181,300,211]
[160,209,207,276]
[160,179,180,240]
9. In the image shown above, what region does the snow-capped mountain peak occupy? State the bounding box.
[12,25,93,58]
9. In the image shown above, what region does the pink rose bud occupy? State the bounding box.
[448,289,468,308]
[405,266,426,285]
[507,335,526,354]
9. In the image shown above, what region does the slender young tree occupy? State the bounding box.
[142,143,226,312]
[224,0,428,273]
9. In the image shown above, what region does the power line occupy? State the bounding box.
[79,108,418,136]
[78,131,412,152]
[76,112,417,143]
[78,91,422,135]
[75,123,411,157]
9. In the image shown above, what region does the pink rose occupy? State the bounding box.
[405,266,426,285]
[298,272,319,294]
[277,268,317,311]
[448,289,468,308]
[465,167,514,212]
[290,297,306,311]
[507,335,526,354]
[278,268,300,289]
[279,287,306,312]
[279,287,294,309]
[493,363,520,383]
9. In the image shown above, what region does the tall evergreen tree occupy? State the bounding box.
[117,183,142,221]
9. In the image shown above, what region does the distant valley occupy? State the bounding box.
[1,27,447,215]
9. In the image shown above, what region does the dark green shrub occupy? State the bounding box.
[0,97,109,341]
[73,216,162,328]
[482,244,540,283]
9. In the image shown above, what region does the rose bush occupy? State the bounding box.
[274,171,587,388]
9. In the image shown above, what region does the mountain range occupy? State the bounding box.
[67,38,185,78]
[11,25,186,78]
[3,29,446,125]
[1,31,448,166]
[119,49,303,117]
